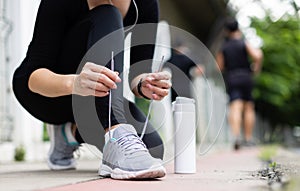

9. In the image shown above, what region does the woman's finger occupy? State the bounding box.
[94,90,110,97]
[152,94,163,101]
[150,71,171,81]
[91,81,110,92]
[147,80,171,89]
[146,84,169,97]
[96,73,117,89]
[84,87,109,97]
[81,68,117,89]
[86,62,121,82]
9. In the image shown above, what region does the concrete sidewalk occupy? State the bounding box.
[0,147,270,191]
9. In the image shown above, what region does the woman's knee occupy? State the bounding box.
[86,4,124,61]
[89,5,123,30]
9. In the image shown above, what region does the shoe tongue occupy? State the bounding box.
[112,124,137,139]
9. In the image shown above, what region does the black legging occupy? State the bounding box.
[12,5,163,159]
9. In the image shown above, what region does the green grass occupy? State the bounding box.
[258,144,279,162]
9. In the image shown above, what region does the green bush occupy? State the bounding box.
[251,15,300,127]
[14,145,26,162]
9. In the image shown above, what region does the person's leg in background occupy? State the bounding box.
[243,101,255,144]
[228,99,244,150]
[240,81,256,146]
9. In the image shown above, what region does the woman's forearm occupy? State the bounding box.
[28,68,75,97]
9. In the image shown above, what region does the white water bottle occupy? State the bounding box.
[173,97,196,174]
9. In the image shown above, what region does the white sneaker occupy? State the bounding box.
[99,124,166,179]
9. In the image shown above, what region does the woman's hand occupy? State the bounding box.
[73,62,121,97]
[138,71,172,100]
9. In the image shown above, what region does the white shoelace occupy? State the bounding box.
[108,51,114,140]
[108,52,165,140]
[140,56,165,139]
[117,134,148,156]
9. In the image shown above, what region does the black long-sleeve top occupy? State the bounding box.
[14,0,159,83]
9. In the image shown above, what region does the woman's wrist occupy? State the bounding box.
[65,74,76,95]
[137,78,150,100]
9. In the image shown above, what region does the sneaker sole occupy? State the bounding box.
[46,125,77,170]
[99,164,166,179]
[46,158,76,170]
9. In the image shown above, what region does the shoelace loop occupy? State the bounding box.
[115,134,148,156]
